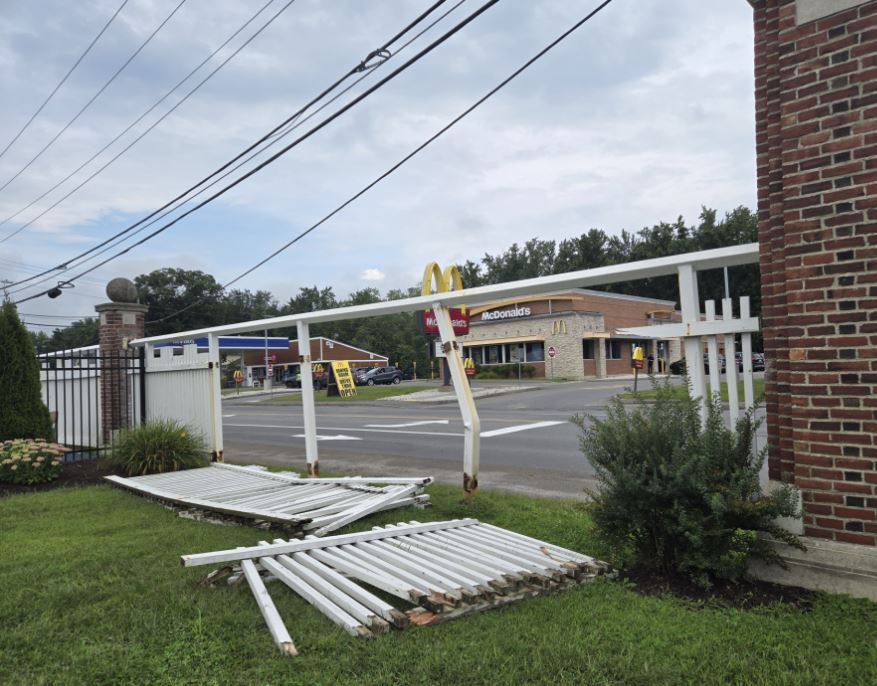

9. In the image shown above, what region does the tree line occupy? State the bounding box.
[29,206,760,374]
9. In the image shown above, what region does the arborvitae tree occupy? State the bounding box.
[0,300,53,441]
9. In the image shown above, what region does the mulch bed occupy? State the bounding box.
[0,459,118,497]
[621,568,817,610]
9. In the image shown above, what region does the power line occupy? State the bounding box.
[6,0,468,302]
[4,0,454,289]
[10,0,469,295]
[20,314,96,321]
[149,0,617,325]
[0,0,285,242]
[0,0,189,195]
[0,0,130,161]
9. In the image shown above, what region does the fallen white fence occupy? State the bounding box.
[183,518,610,655]
[106,464,431,535]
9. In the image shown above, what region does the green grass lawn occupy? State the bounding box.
[258,384,431,403]
[619,377,766,404]
[1,482,875,685]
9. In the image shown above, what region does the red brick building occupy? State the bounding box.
[460,290,681,379]
[243,336,388,384]
[751,0,877,548]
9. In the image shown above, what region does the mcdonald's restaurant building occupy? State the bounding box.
[459,290,682,380]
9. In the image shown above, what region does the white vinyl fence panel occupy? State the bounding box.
[144,342,222,458]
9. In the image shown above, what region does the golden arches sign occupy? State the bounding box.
[551,319,568,335]
[420,262,469,334]
[421,261,466,315]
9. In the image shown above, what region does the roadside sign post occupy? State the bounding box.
[632,345,645,393]
[327,361,357,398]
[547,345,557,380]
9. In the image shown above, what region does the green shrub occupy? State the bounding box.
[573,378,803,586]
[110,420,208,476]
[0,301,53,441]
[0,439,68,485]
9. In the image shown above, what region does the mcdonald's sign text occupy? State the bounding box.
[421,308,470,335]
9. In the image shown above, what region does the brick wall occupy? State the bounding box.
[96,302,148,441]
[753,0,877,545]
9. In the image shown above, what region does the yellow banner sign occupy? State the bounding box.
[330,360,357,398]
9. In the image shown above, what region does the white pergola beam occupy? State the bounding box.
[617,318,760,339]
[131,244,759,346]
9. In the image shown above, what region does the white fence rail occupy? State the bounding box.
[183,518,611,655]
[105,464,432,533]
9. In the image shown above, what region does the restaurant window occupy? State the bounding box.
[487,345,501,364]
[506,343,524,363]
[525,341,544,362]
[605,339,629,360]
[583,340,596,359]
[471,347,483,366]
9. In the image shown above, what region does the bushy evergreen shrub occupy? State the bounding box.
[110,419,208,476]
[573,378,803,585]
[0,301,53,441]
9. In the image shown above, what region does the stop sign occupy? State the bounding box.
[547,346,557,359]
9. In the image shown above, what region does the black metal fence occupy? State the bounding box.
[38,348,145,461]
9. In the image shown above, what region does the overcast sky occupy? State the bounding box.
[0,0,756,328]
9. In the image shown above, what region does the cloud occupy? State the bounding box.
[0,0,757,314]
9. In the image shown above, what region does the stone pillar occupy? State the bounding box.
[96,278,148,442]
[596,336,607,378]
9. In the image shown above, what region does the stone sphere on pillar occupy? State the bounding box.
[106,277,139,304]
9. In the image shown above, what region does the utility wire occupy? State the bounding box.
[19,312,96,319]
[0,0,284,242]
[15,0,469,294]
[0,0,130,161]
[12,0,501,306]
[0,0,189,195]
[149,0,616,324]
[4,0,452,288]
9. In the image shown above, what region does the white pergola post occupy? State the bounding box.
[207,333,224,461]
[297,321,319,475]
[722,297,740,427]
[432,304,481,493]
[677,264,708,424]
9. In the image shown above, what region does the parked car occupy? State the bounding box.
[671,352,764,376]
[282,370,326,390]
[356,366,403,386]
[734,352,766,372]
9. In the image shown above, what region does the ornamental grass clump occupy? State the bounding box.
[573,377,804,587]
[0,439,68,485]
[110,419,207,476]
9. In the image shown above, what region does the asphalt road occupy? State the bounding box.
[221,379,646,498]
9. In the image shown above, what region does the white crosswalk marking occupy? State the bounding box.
[480,421,565,438]
[363,420,450,428]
